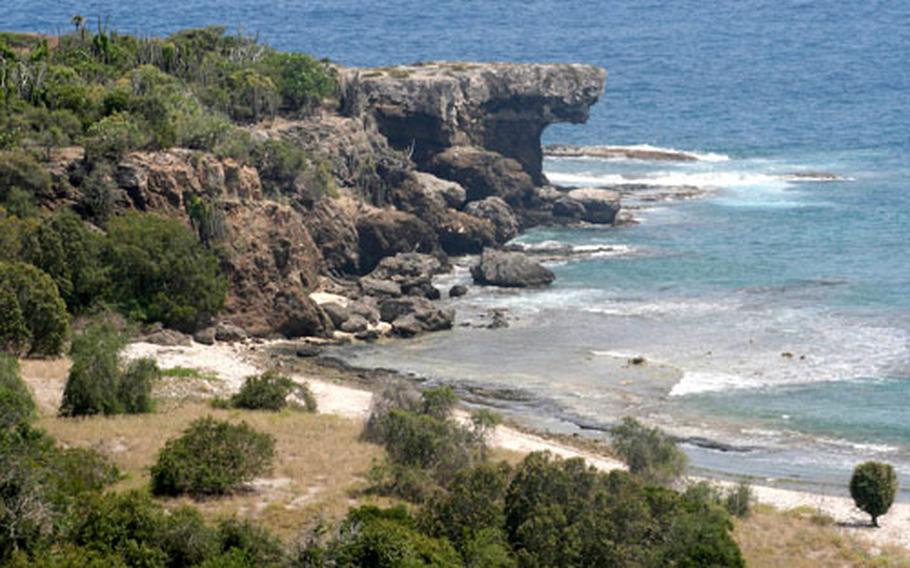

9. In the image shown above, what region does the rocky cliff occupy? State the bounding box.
[48,61,608,340]
[342,62,606,185]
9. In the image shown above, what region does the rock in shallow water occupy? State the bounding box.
[471,249,555,288]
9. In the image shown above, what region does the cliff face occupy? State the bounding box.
[48,61,607,339]
[342,63,606,184]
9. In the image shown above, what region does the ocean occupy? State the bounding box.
[6,0,909,495]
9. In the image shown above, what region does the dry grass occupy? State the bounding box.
[735,504,910,567]
[37,403,384,540]
[19,357,70,414]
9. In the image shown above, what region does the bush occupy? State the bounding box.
[59,323,123,417]
[119,358,159,414]
[150,416,275,497]
[850,461,898,527]
[78,165,118,227]
[250,138,308,194]
[0,354,35,429]
[229,371,317,412]
[609,416,687,485]
[0,423,117,562]
[0,261,69,356]
[319,506,461,568]
[215,518,285,567]
[106,213,227,332]
[59,323,158,417]
[0,284,30,354]
[0,149,52,203]
[261,52,336,113]
[83,111,148,164]
[20,210,110,312]
[70,491,168,567]
[503,451,743,567]
[158,507,218,568]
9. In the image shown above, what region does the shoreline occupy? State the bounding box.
[124,339,910,551]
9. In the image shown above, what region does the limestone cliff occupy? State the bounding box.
[341,62,606,184]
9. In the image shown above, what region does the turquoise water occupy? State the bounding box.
[6,1,909,490]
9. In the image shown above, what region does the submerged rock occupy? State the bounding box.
[471,249,555,288]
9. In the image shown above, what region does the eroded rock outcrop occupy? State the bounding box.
[343,62,606,184]
[472,248,556,288]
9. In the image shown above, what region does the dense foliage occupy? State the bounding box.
[850,461,898,527]
[106,213,227,332]
[227,371,317,412]
[0,260,69,356]
[150,416,275,497]
[0,354,35,428]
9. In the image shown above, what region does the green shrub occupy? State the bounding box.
[215,518,285,567]
[0,149,52,203]
[59,322,158,417]
[21,210,110,312]
[150,416,275,497]
[226,68,279,123]
[0,261,69,356]
[78,165,118,226]
[319,506,461,568]
[421,462,512,551]
[850,461,898,527]
[0,424,117,562]
[106,213,227,332]
[609,416,687,485]
[3,187,38,218]
[261,52,337,113]
[502,451,743,567]
[158,507,218,568]
[228,371,316,412]
[0,284,30,354]
[119,358,159,414]
[250,138,308,194]
[0,354,34,429]
[59,323,126,417]
[83,111,148,163]
[70,491,168,567]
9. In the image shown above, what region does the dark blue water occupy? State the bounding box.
[6,1,910,489]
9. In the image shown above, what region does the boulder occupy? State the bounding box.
[144,329,192,347]
[359,277,403,298]
[552,195,587,219]
[214,323,247,342]
[464,196,520,243]
[348,299,381,324]
[471,249,555,288]
[413,172,467,208]
[379,297,454,335]
[193,327,216,345]
[271,291,334,338]
[321,302,351,328]
[366,252,449,298]
[356,209,440,273]
[429,146,535,205]
[449,284,468,298]
[340,314,370,333]
[565,188,621,224]
[436,209,497,255]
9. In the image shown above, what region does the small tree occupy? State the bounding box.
[150,417,274,497]
[609,416,687,486]
[850,461,898,527]
[0,261,69,356]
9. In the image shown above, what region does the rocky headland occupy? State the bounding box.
[42,61,609,343]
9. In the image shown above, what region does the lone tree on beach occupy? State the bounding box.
[849,461,898,527]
